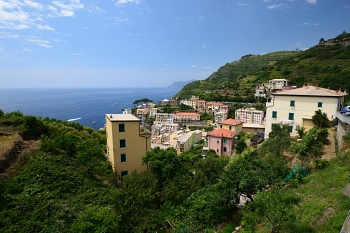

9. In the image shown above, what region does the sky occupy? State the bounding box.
[0,0,349,88]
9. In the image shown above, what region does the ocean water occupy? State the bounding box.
[0,88,181,130]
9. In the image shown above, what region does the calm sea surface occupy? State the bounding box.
[0,88,180,130]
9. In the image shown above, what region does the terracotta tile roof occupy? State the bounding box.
[208,128,236,138]
[219,118,243,126]
[175,112,200,116]
[273,85,347,97]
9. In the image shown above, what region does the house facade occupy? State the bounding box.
[265,85,347,138]
[218,118,243,134]
[105,114,151,178]
[208,128,236,156]
[174,112,200,123]
[235,108,264,124]
[155,113,175,124]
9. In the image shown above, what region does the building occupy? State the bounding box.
[155,113,175,124]
[208,128,236,156]
[235,108,264,124]
[174,112,200,124]
[197,100,206,113]
[105,114,151,178]
[122,108,132,114]
[172,130,202,154]
[218,118,244,134]
[188,96,199,110]
[265,84,347,138]
[268,78,289,91]
[215,112,228,123]
[149,108,158,118]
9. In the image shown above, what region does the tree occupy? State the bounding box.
[118,171,160,232]
[236,139,247,154]
[259,124,290,157]
[319,38,325,45]
[242,189,300,233]
[142,147,191,187]
[312,109,329,128]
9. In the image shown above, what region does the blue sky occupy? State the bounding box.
[0,0,349,88]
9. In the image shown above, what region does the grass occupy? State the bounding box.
[252,153,350,233]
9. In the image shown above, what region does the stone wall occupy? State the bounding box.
[337,119,350,149]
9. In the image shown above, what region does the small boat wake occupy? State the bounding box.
[67,117,81,122]
[110,101,118,106]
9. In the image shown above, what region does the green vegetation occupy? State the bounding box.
[133,98,153,105]
[2,32,350,232]
[176,32,350,102]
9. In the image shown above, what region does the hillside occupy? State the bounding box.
[176,32,350,102]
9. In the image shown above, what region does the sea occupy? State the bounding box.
[0,87,181,130]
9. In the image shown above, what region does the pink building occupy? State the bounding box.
[197,100,206,113]
[208,128,236,156]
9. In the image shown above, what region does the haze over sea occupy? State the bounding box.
[0,88,180,130]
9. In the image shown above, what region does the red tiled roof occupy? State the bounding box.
[208,128,236,138]
[219,118,243,126]
[175,112,200,116]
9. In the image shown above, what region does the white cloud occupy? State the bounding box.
[23,47,32,52]
[24,0,44,10]
[37,24,54,31]
[202,44,206,48]
[306,0,317,4]
[267,3,288,9]
[239,3,249,7]
[299,22,319,26]
[70,53,83,56]
[191,65,198,68]
[87,4,103,13]
[116,0,140,5]
[0,31,19,38]
[26,36,52,48]
[51,0,84,17]
[113,17,130,24]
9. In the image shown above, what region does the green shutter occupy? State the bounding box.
[119,123,125,132]
[289,126,293,133]
[120,139,126,148]
[289,113,294,120]
[121,153,126,162]
[290,100,295,107]
[272,111,277,118]
[318,102,323,107]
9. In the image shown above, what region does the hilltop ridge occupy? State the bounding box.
[176,31,350,102]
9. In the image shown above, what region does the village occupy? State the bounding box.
[105,79,350,179]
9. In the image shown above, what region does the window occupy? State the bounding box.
[121,170,128,177]
[119,123,125,132]
[290,100,295,107]
[289,126,293,133]
[120,139,126,148]
[289,113,294,120]
[272,111,277,118]
[271,123,278,129]
[120,153,126,162]
[217,140,219,144]
[229,126,232,130]
[224,147,227,152]
[223,138,227,144]
[220,125,222,128]
[318,102,323,108]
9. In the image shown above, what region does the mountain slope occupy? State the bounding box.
[176,32,350,102]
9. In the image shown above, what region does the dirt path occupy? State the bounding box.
[321,128,336,160]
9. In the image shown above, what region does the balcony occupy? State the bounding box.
[336,111,350,124]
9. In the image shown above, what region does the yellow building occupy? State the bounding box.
[105,114,151,178]
[265,85,347,138]
[218,118,243,134]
